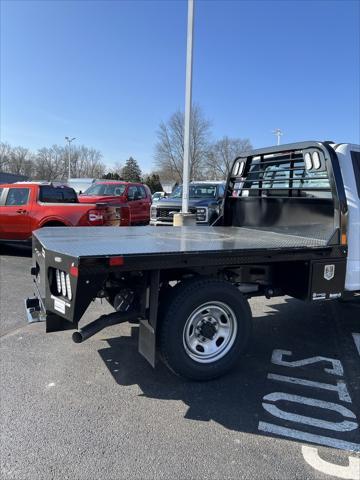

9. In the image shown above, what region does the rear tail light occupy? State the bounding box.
[60,271,66,296]
[56,269,61,293]
[53,268,73,301]
[65,273,72,300]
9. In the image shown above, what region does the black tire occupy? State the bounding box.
[159,277,252,380]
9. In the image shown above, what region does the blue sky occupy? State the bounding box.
[1,0,359,172]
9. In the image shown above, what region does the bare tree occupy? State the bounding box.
[0,142,12,171]
[1,141,106,180]
[205,137,252,180]
[155,105,211,182]
[71,146,105,178]
[34,146,66,180]
[0,143,34,177]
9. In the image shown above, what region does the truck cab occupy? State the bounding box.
[334,144,360,291]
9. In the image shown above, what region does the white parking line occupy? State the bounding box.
[262,392,358,432]
[271,349,344,376]
[352,333,360,358]
[258,422,360,452]
[301,446,360,480]
[267,373,352,403]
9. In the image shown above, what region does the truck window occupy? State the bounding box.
[137,186,147,199]
[0,188,3,204]
[39,186,77,203]
[218,185,225,197]
[351,151,360,198]
[127,186,138,200]
[83,183,126,196]
[5,188,30,206]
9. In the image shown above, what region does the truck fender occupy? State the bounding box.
[38,216,72,228]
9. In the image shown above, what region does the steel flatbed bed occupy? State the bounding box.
[33,225,336,268]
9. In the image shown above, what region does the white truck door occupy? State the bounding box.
[335,144,360,291]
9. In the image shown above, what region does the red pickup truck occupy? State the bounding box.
[0,183,120,242]
[78,181,152,225]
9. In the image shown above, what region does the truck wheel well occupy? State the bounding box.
[41,221,66,227]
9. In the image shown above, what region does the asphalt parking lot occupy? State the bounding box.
[0,244,359,480]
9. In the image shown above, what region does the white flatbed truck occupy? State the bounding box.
[26,141,360,380]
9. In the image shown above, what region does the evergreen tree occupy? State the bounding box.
[143,173,162,193]
[102,172,122,180]
[121,157,142,182]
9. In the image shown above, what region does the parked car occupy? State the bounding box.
[150,181,226,225]
[0,182,120,242]
[78,181,152,225]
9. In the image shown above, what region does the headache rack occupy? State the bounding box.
[230,150,332,199]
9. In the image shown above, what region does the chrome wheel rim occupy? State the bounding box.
[182,301,237,363]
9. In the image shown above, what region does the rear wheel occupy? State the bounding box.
[159,277,252,380]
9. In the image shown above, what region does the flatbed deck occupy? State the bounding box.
[34,225,331,259]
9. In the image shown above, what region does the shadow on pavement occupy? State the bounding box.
[98,297,360,448]
[0,242,32,258]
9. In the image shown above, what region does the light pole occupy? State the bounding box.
[65,136,76,181]
[181,0,194,216]
[272,128,283,146]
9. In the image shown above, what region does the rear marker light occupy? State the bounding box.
[304,152,313,170]
[312,151,321,170]
[70,266,78,277]
[109,256,124,266]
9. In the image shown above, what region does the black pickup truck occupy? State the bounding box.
[26,141,360,380]
[150,181,226,225]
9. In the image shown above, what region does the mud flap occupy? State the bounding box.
[310,260,347,301]
[138,319,156,367]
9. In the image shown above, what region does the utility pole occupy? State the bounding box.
[65,136,76,181]
[272,128,283,146]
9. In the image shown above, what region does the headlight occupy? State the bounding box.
[150,206,157,218]
[196,207,208,222]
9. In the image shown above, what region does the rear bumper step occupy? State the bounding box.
[24,297,46,323]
